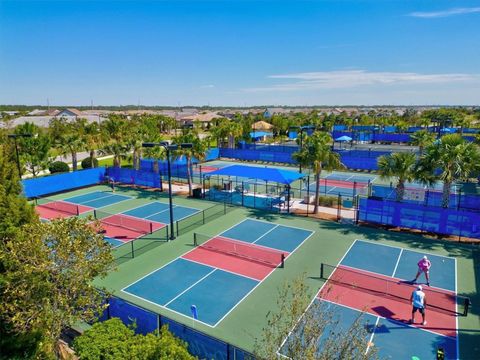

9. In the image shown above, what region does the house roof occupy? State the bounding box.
[252,120,273,130]
[180,112,222,122]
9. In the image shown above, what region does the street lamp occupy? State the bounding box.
[142,141,193,240]
[7,133,32,177]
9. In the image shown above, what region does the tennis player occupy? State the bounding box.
[410,285,427,325]
[414,255,431,286]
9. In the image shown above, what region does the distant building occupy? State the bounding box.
[28,109,60,116]
[179,112,222,128]
[55,108,84,119]
[252,120,274,131]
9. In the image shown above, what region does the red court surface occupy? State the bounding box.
[100,215,165,242]
[182,236,288,281]
[319,265,457,338]
[195,166,219,173]
[36,203,92,220]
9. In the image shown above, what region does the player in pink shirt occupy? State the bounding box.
[414,256,431,286]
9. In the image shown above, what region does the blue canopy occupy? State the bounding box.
[205,165,305,185]
[335,135,352,142]
[250,131,273,139]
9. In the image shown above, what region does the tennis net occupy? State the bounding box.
[320,263,470,316]
[94,210,153,234]
[36,198,80,216]
[194,233,285,268]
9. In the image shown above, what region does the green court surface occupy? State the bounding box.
[44,184,479,358]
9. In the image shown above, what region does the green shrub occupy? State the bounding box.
[81,157,99,169]
[73,318,194,360]
[48,161,69,174]
[316,195,338,207]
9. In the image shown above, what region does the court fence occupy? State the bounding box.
[101,295,254,360]
[357,197,480,240]
[370,184,480,212]
[22,167,106,198]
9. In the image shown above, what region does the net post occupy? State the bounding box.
[337,194,341,221]
[131,240,134,258]
[193,233,197,246]
[165,225,169,240]
[94,209,97,219]
[281,254,285,268]
[76,205,80,216]
[464,297,470,316]
[320,263,324,279]
[150,222,153,234]
[202,210,205,224]
[176,221,179,237]
[224,201,226,214]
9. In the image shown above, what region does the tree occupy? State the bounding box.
[173,130,208,196]
[410,130,435,155]
[100,115,129,167]
[0,217,115,357]
[15,122,51,177]
[377,152,417,201]
[73,318,195,360]
[293,132,344,214]
[49,117,87,171]
[0,141,41,358]
[83,121,102,168]
[253,273,377,360]
[416,134,480,208]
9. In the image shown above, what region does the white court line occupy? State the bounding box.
[365,316,381,355]
[320,298,457,340]
[276,239,359,358]
[251,224,280,244]
[391,248,404,277]
[163,268,217,307]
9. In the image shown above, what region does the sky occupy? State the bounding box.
[0,0,479,106]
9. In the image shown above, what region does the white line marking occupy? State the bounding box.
[252,224,280,244]
[164,269,217,306]
[391,248,404,277]
[276,239,359,356]
[365,316,380,355]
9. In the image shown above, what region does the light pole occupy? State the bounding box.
[7,133,32,177]
[142,141,192,240]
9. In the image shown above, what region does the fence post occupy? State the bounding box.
[337,194,342,221]
[176,221,179,237]
[306,175,310,216]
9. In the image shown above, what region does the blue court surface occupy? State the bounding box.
[280,239,459,359]
[63,191,131,208]
[280,299,456,359]
[122,219,314,327]
[341,240,456,291]
[325,172,377,183]
[122,201,199,224]
[220,218,314,253]
[123,258,258,327]
[105,236,124,248]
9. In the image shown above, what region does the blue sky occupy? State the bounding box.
[1,0,479,106]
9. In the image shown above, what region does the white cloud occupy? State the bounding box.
[409,7,480,18]
[200,84,215,88]
[243,70,480,92]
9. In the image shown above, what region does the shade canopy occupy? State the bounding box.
[206,165,305,185]
[250,131,273,139]
[335,135,353,142]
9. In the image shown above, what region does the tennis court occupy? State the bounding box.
[63,190,132,208]
[281,239,464,359]
[303,172,376,198]
[35,198,93,220]
[122,201,200,224]
[122,218,313,327]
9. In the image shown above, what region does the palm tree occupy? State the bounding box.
[83,121,101,168]
[173,130,207,196]
[410,130,435,155]
[416,134,480,208]
[99,115,129,167]
[377,152,417,201]
[293,132,344,214]
[226,122,243,148]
